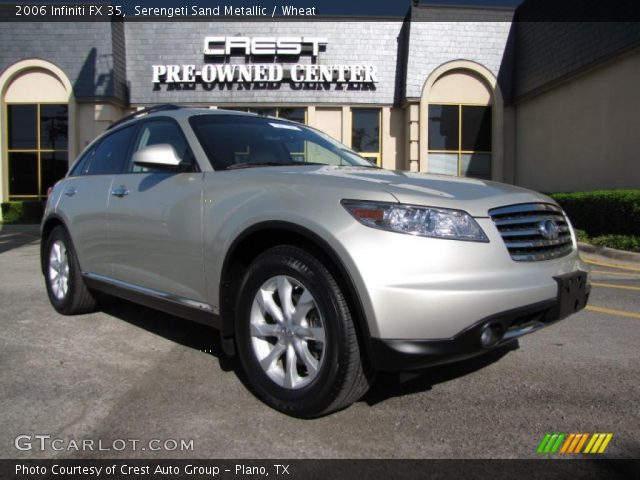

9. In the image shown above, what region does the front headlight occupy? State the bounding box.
[341,200,489,242]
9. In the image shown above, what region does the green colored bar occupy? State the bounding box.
[550,434,566,453]
[537,434,552,454]
[544,434,559,453]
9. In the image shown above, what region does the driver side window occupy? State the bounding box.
[128,119,194,173]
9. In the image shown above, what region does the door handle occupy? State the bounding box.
[111,187,129,198]
[64,187,77,197]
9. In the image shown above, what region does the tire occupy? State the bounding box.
[235,245,373,418]
[43,226,97,315]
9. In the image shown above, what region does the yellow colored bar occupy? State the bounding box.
[591,282,640,292]
[575,433,589,453]
[590,434,606,453]
[591,269,640,278]
[560,434,576,454]
[586,305,640,320]
[585,259,640,272]
[583,434,598,454]
[598,434,613,453]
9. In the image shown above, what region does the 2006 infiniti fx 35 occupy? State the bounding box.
[41,105,590,417]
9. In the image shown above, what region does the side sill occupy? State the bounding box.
[83,273,221,330]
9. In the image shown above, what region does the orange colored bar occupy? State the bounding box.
[567,434,582,453]
[560,434,576,454]
[575,433,589,453]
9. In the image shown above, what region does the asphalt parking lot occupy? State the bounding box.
[1,226,639,459]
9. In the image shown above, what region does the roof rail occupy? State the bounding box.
[107,104,183,131]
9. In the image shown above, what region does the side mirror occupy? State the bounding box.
[132,144,182,170]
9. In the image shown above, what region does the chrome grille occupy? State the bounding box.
[489,203,573,262]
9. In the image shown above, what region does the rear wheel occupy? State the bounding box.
[44,226,97,315]
[235,245,373,418]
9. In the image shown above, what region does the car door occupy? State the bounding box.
[56,125,136,276]
[107,118,206,303]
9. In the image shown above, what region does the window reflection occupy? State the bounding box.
[428,104,492,179]
[219,106,306,124]
[351,108,380,153]
[40,105,68,150]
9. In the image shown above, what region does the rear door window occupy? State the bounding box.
[68,147,96,177]
[86,125,136,175]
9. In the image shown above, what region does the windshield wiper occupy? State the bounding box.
[226,162,324,170]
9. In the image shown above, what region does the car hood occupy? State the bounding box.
[271,166,556,217]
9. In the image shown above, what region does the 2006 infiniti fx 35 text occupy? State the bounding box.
[41,105,590,417]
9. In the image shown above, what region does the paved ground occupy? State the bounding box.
[1,226,639,459]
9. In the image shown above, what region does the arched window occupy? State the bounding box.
[1,61,74,200]
[420,61,503,181]
[427,70,492,179]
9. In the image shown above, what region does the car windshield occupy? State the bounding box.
[189,114,376,170]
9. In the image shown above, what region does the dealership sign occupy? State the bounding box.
[203,36,327,56]
[151,36,378,86]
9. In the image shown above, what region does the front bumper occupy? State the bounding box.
[334,216,589,340]
[370,271,590,371]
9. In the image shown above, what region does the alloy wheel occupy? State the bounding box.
[48,240,69,300]
[249,275,326,390]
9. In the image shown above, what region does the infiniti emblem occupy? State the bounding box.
[539,219,560,240]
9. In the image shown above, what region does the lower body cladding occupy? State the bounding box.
[369,271,590,371]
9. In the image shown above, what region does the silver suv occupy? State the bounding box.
[41,105,590,417]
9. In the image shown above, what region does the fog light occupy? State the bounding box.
[480,324,502,348]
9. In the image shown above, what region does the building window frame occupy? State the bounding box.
[427,102,492,179]
[351,107,382,167]
[6,101,69,200]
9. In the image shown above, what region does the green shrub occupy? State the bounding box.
[1,201,44,224]
[589,235,640,253]
[550,190,640,237]
[573,229,590,243]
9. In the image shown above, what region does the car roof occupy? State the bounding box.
[107,105,283,132]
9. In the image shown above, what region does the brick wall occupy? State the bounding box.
[514,21,640,99]
[405,6,515,101]
[0,21,127,103]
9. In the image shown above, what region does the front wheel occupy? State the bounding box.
[235,245,373,418]
[43,226,97,315]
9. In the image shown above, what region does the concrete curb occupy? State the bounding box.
[0,224,40,235]
[578,242,640,263]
